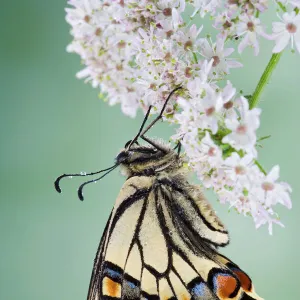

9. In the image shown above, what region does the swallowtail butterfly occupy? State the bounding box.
[55,88,263,300]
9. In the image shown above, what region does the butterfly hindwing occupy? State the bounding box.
[87,174,263,300]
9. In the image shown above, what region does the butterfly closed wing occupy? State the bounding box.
[55,88,263,300]
[87,141,263,300]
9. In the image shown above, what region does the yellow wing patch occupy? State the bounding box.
[102,276,121,297]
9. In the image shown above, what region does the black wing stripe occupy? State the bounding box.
[171,266,190,289]
[102,261,123,283]
[102,296,120,300]
[166,276,177,299]
[240,294,257,300]
[138,188,169,277]
[135,238,145,299]
[160,187,219,261]
[121,196,149,300]
[123,194,148,272]
[158,178,228,234]
[171,191,227,249]
[107,188,150,240]
[158,187,210,275]
[88,188,150,300]
[159,187,197,252]
[149,187,173,276]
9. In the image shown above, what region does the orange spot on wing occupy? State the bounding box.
[216,275,238,298]
[104,277,121,297]
[233,270,252,292]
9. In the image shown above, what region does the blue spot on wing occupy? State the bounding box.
[188,277,214,298]
[106,268,121,280]
[191,282,206,297]
[102,262,123,283]
[127,281,136,289]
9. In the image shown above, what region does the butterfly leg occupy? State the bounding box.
[173,141,182,156]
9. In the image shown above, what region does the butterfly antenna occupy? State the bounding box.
[140,86,182,137]
[78,164,119,201]
[54,165,117,194]
[128,86,182,149]
[127,105,152,149]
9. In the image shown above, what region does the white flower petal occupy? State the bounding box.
[238,34,250,53]
[172,8,180,30]
[273,32,290,53]
[267,165,280,182]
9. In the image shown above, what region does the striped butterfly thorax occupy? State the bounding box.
[55,88,263,300]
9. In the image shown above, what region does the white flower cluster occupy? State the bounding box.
[65,0,293,233]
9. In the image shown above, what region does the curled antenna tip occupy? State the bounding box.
[54,175,65,193]
[77,163,119,201]
[78,185,85,201]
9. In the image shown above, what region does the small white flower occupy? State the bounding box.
[189,60,214,92]
[220,81,238,119]
[223,152,254,182]
[199,37,243,76]
[192,0,222,17]
[253,0,269,12]
[259,165,292,209]
[175,24,203,53]
[197,132,223,167]
[272,11,300,53]
[222,96,261,155]
[199,86,225,134]
[236,14,270,55]
[214,12,236,39]
[204,168,233,190]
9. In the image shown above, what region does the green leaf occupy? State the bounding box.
[257,135,271,142]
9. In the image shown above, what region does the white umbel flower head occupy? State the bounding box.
[65,0,293,234]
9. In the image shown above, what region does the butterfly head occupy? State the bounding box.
[116,140,181,176]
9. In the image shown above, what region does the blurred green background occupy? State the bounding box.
[1,1,299,299]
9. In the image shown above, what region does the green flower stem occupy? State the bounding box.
[249,53,284,175]
[249,52,282,109]
[208,54,283,176]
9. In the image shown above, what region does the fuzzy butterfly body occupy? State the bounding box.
[87,142,263,300]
